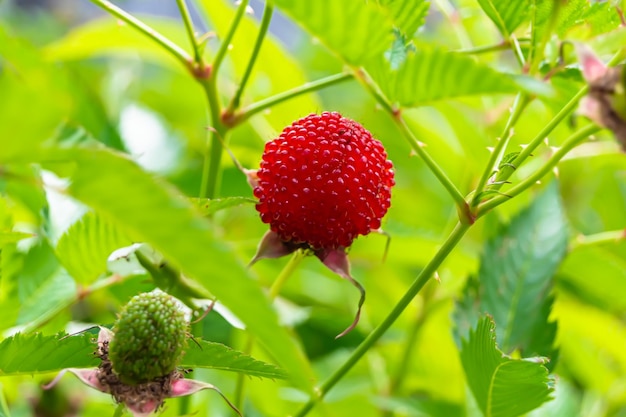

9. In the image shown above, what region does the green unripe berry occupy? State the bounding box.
[108,292,188,385]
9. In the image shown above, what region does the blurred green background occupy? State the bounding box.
[0,0,626,416]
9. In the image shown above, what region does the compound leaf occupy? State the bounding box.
[181,339,287,379]
[0,332,97,375]
[461,316,554,417]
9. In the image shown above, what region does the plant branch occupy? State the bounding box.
[292,222,470,417]
[471,93,530,208]
[227,72,354,126]
[176,0,202,64]
[226,1,274,113]
[212,0,250,75]
[571,229,626,249]
[89,0,193,70]
[458,39,528,55]
[477,124,602,216]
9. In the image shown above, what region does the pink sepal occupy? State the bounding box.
[249,230,296,266]
[319,248,366,339]
[171,379,242,416]
[576,43,607,82]
[43,368,107,393]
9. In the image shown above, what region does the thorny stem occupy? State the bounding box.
[353,68,469,221]
[482,86,588,198]
[226,1,274,114]
[176,0,203,65]
[88,0,193,70]
[477,124,602,216]
[229,73,354,126]
[292,222,470,417]
[233,251,306,409]
[471,93,530,208]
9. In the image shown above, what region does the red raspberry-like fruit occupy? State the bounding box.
[253,112,395,251]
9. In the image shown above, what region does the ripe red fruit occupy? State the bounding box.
[253,111,395,253]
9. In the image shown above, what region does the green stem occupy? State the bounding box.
[292,222,470,417]
[88,0,193,69]
[233,251,306,409]
[176,0,202,64]
[396,116,468,216]
[353,68,468,219]
[486,86,588,195]
[228,72,354,126]
[571,229,626,249]
[527,1,561,74]
[226,1,274,113]
[212,0,250,74]
[199,115,227,199]
[477,124,601,216]
[471,93,529,208]
[458,41,508,55]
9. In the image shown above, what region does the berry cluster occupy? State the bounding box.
[254,112,395,251]
[108,292,188,385]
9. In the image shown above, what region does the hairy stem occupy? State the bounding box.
[89,0,193,69]
[226,1,274,113]
[292,222,470,417]
[478,124,601,216]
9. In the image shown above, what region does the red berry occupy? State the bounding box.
[254,112,395,251]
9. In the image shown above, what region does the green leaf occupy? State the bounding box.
[367,48,545,107]
[0,27,68,162]
[460,316,554,417]
[272,0,394,65]
[56,211,132,284]
[376,0,430,38]
[41,145,314,392]
[190,197,256,217]
[0,333,98,375]
[476,0,529,37]
[181,339,287,379]
[481,183,567,353]
[455,183,567,359]
[43,16,190,68]
[0,231,34,246]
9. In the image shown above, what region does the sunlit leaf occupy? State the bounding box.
[476,0,529,37]
[376,0,430,38]
[272,0,394,65]
[56,211,132,284]
[367,47,528,107]
[181,339,287,379]
[0,231,34,246]
[461,316,554,417]
[40,144,314,392]
[0,333,97,375]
